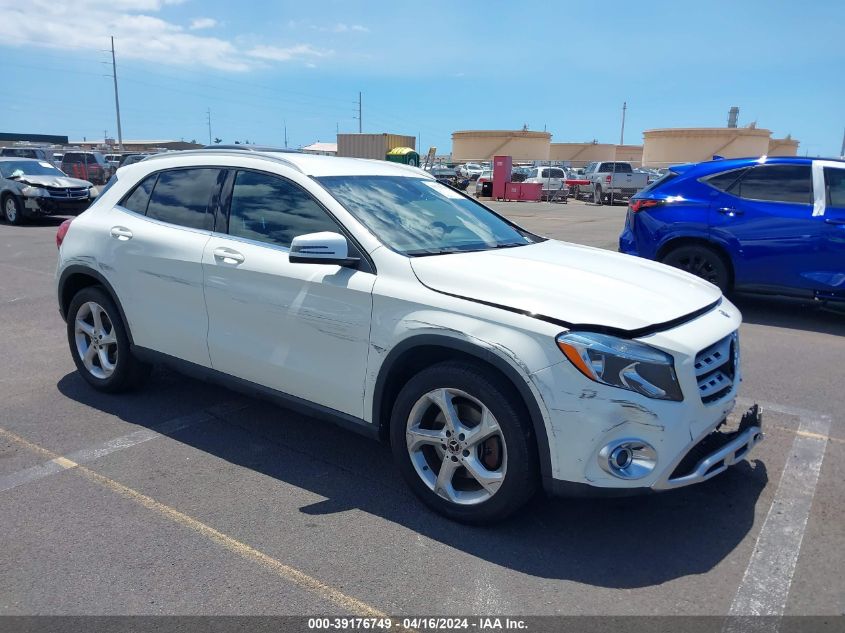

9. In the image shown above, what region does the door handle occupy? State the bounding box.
[213,247,245,264]
[824,217,845,225]
[717,207,744,217]
[110,226,133,240]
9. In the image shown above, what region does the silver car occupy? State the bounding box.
[523,167,569,200]
[0,158,97,225]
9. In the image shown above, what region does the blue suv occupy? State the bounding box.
[619,156,845,301]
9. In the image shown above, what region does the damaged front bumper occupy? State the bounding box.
[653,404,764,490]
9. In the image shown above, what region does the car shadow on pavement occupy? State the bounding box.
[57,368,768,590]
[732,293,845,337]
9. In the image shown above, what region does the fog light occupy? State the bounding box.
[599,440,657,480]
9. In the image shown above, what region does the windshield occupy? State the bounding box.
[0,160,64,178]
[318,176,541,256]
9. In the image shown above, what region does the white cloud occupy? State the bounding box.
[328,23,369,33]
[247,44,332,62]
[0,0,330,71]
[189,17,217,30]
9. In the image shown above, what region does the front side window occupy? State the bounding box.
[227,171,339,247]
[732,164,813,204]
[146,168,221,230]
[825,167,845,208]
[319,176,540,256]
[121,173,158,215]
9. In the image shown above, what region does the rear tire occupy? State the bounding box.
[67,286,151,392]
[660,244,731,292]
[390,361,538,524]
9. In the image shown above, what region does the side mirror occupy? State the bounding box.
[289,231,359,267]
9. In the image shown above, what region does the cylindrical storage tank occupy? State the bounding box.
[452,130,551,161]
[768,137,800,156]
[642,127,772,167]
[549,143,616,165]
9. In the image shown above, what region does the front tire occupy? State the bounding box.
[66,286,150,392]
[3,195,24,225]
[390,361,538,524]
[660,244,731,292]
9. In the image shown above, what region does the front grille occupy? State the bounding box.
[45,186,88,200]
[695,332,738,404]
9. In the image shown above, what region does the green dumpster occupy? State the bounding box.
[385,147,420,167]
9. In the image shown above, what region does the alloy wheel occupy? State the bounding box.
[74,301,119,379]
[5,198,17,223]
[405,387,507,505]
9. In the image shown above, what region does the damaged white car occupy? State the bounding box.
[55,150,763,523]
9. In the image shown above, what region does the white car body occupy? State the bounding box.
[524,166,569,199]
[56,150,762,520]
[460,163,484,179]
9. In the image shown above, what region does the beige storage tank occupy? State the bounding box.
[549,143,643,166]
[768,136,800,156]
[452,130,551,161]
[642,127,774,167]
[337,133,416,160]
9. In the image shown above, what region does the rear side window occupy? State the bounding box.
[703,168,749,192]
[825,167,845,208]
[63,153,82,164]
[121,174,158,215]
[146,168,221,230]
[540,168,566,178]
[732,165,813,204]
[227,170,339,247]
[598,162,632,173]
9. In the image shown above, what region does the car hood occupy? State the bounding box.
[409,240,723,335]
[16,175,92,188]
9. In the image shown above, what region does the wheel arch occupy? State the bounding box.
[656,236,735,288]
[58,265,134,345]
[372,334,553,484]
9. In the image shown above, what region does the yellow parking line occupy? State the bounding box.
[0,426,388,618]
[770,425,843,444]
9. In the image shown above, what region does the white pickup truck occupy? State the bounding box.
[582,161,648,205]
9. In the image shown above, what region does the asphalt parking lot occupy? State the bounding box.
[1,200,843,617]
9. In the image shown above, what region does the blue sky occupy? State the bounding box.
[0,0,842,156]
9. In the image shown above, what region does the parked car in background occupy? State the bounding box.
[104,154,122,169]
[55,149,761,523]
[61,151,112,185]
[524,166,568,200]
[119,154,150,167]
[619,156,845,300]
[475,169,493,195]
[0,158,96,225]
[1,147,53,162]
[459,163,484,179]
[582,161,648,205]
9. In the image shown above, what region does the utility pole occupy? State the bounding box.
[358,91,362,134]
[284,120,288,148]
[110,36,124,151]
[206,108,212,145]
[620,101,627,146]
[840,126,845,157]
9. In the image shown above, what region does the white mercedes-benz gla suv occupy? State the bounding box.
[56,150,763,523]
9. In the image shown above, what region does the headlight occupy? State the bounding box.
[20,185,49,197]
[556,332,683,401]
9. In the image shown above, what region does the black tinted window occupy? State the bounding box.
[228,171,338,247]
[599,162,632,173]
[733,165,813,204]
[121,174,157,215]
[540,168,566,178]
[704,168,749,192]
[63,153,82,164]
[146,168,220,230]
[825,167,845,208]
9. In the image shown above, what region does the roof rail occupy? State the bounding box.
[141,149,304,173]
